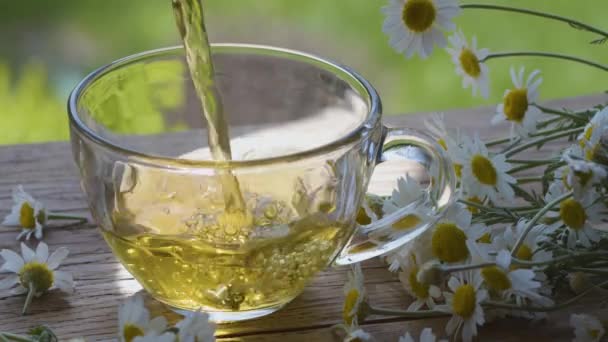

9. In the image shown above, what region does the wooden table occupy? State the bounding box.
[1,94,606,341]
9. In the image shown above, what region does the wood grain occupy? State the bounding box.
[0,94,606,341]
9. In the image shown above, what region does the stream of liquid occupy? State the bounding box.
[171,0,245,211]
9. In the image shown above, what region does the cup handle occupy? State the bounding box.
[334,126,457,265]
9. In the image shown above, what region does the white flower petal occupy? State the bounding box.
[47,247,70,270]
[21,243,36,263]
[0,274,19,289]
[447,276,460,292]
[11,286,28,295]
[35,242,49,263]
[0,249,24,273]
[53,271,74,292]
[148,316,168,333]
[496,250,511,270]
[2,208,20,226]
[446,315,460,335]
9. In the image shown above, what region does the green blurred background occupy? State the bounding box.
[1,0,606,145]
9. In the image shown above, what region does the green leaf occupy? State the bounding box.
[28,326,58,342]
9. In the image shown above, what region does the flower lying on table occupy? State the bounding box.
[340,1,608,341]
[2,186,48,240]
[0,242,73,315]
[2,185,88,241]
[0,293,217,342]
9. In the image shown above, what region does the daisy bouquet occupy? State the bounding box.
[341,1,608,341]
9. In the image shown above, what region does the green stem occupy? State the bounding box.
[517,176,543,184]
[534,104,591,123]
[508,160,565,175]
[537,117,562,130]
[441,262,496,273]
[504,127,583,158]
[457,199,490,211]
[483,52,608,72]
[22,282,35,316]
[367,306,449,318]
[483,280,608,312]
[47,213,88,222]
[508,158,556,165]
[510,191,572,257]
[460,4,608,39]
[487,124,580,150]
[513,251,608,267]
[0,333,31,342]
[486,137,511,147]
[570,267,608,275]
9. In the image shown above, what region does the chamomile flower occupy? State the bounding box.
[386,226,434,272]
[430,203,487,263]
[424,113,467,179]
[2,185,47,240]
[497,220,552,267]
[570,313,605,342]
[343,263,369,326]
[446,31,490,98]
[544,183,604,249]
[0,242,73,298]
[176,310,216,342]
[118,295,168,342]
[493,67,543,139]
[424,113,454,151]
[382,0,460,59]
[435,271,487,342]
[459,135,516,202]
[376,174,431,240]
[559,153,607,197]
[578,107,608,163]
[398,254,441,311]
[467,241,552,307]
[400,328,446,342]
[459,190,489,216]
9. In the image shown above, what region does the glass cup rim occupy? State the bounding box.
[68,44,382,169]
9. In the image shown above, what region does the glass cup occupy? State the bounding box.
[68,44,456,322]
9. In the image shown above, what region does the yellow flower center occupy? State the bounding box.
[452,284,476,318]
[481,266,512,292]
[19,262,54,292]
[356,207,372,225]
[122,324,145,342]
[573,170,593,187]
[393,214,422,231]
[437,138,447,150]
[466,196,484,214]
[454,164,463,179]
[471,154,498,186]
[503,88,529,123]
[459,49,481,78]
[515,244,533,261]
[408,265,430,299]
[585,143,600,162]
[476,232,491,244]
[559,198,587,230]
[402,0,437,33]
[431,223,469,263]
[589,329,600,339]
[19,202,36,229]
[343,289,361,325]
[584,126,594,142]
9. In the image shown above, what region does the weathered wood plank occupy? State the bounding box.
[0,94,605,340]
